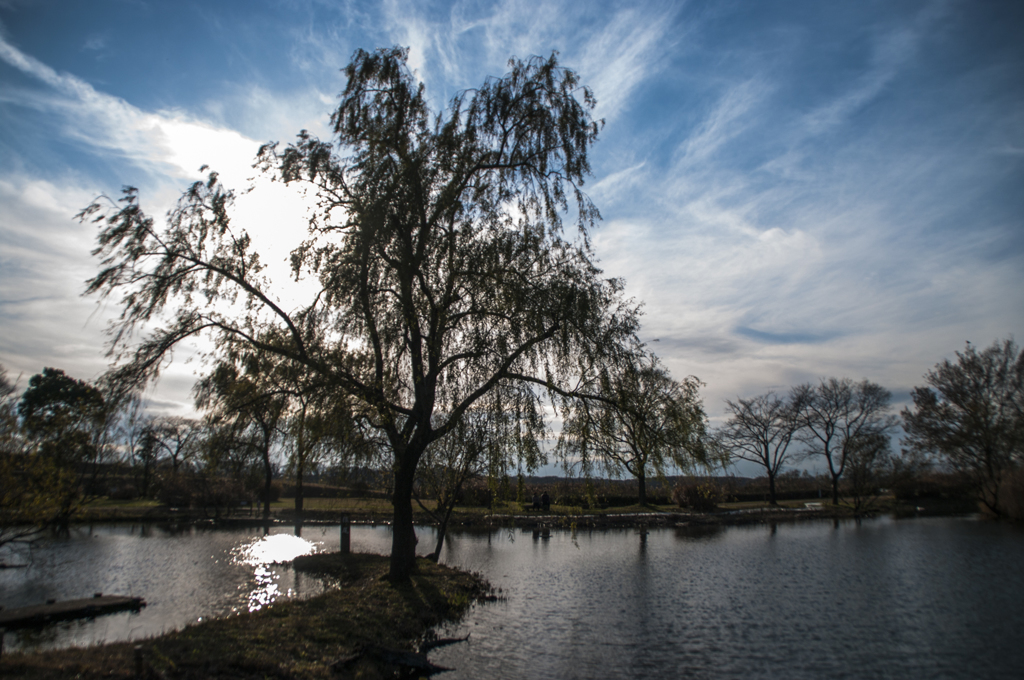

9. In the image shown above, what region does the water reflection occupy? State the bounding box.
[232,533,320,566]
[230,533,321,612]
[0,524,341,652]
[671,523,724,541]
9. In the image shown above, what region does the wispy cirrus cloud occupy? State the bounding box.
[370,0,679,123]
[573,3,683,123]
[587,0,1024,413]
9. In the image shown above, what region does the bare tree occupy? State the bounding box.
[108,391,152,498]
[793,378,896,506]
[720,392,802,506]
[902,339,1023,515]
[149,416,203,475]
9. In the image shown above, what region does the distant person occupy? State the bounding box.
[532,492,541,509]
[541,491,550,511]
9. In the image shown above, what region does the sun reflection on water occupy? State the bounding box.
[230,533,320,612]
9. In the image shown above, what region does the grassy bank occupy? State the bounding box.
[60,491,980,527]
[0,554,489,679]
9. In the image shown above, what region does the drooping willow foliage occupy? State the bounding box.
[557,353,718,506]
[82,47,641,579]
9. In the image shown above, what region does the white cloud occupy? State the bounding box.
[0,35,322,414]
[0,32,262,188]
[1,0,1021,438]
[0,172,214,415]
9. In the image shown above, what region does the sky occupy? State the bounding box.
[1,0,1022,475]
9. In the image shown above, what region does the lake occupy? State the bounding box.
[2,516,1022,679]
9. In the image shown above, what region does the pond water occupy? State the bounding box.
[2,516,1022,679]
[0,522,396,651]
[431,516,1024,679]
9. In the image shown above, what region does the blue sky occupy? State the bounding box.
[1,0,1022,473]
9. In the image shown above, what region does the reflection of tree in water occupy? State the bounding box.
[12,620,70,648]
[672,523,724,541]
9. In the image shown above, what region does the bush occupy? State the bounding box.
[739,473,825,499]
[156,474,193,507]
[202,478,248,511]
[155,473,250,516]
[107,484,139,501]
[460,480,495,507]
[673,481,722,512]
[891,471,973,502]
[280,483,356,499]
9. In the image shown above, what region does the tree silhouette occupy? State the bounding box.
[793,378,896,506]
[720,392,802,506]
[82,47,638,579]
[558,354,715,506]
[903,339,1023,515]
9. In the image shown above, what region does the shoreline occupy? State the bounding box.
[47,495,979,531]
[0,502,985,677]
[0,553,489,679]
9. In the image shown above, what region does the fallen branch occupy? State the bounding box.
[419,633,470,654]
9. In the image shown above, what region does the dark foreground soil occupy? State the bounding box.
[0,554,489,679]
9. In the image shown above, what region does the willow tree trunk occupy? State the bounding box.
[390,453,421,581]
[141,459,151,498]
[262,447,273,522]
[293,406,306,521]
[637,470,647,506]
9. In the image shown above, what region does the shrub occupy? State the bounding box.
[155,473,250,515]
[203,478,248,511]
[279,483,359,499]
[266,480,282,503]
[459,479,495,507]
[673,481,722,512]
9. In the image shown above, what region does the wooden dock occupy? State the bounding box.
[0,594,146,629]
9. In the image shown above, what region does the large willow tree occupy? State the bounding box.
[82,47,639,579]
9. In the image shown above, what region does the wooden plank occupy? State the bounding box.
[0,595,146,629]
